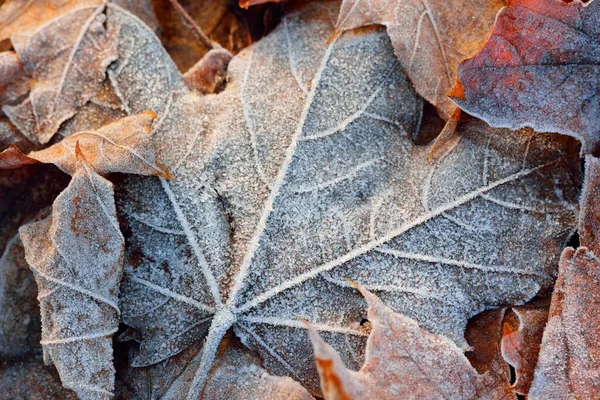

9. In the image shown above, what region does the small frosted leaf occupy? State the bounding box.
[19,157,125,399]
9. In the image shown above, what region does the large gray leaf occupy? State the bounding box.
[98,2,582,398]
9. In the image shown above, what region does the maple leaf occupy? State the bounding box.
[307,285,514,399]
[334,0,505,122]
[0,111,171,178]
[48,2,577,398]
[528,247,600,399]
[450,0,600,154]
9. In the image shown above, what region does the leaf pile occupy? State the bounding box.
[0,0,598,399]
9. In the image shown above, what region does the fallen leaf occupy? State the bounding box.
[501,302,549,395]
[450,0,600,154]
[0,112,171,178]
[307,285,514,400]
[335,0,505,121]
[83,2,582,398]
[464,308,508,377]
[19,153,125,399]
[1,1,118,144]
[0,0,104,40]
[183,48,233,94]
[528,247,600,399]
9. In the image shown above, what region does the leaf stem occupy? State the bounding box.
[167,0,214,50]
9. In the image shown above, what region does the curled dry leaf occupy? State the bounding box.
[501,303,549,395]
[82,2,583,398]
[464,308,508,378]
[451,0,600,154]
[183,48,233,94]
[19,154,125,399]
[307,285,514,400]
[529,247,600,399]
[335,0,505,122]
[1,1,118,145]
[0,112,172,178]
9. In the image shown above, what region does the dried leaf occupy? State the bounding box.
[183,48,233,94]
[335,0,505,121]
[0,0,104,40]
[501,303,549,395]
[307,286,514,400]
[86,2,584,398]
[0,112,171,178]
[529,247,600,399]
[19,155,125,399]
[2,1,118,144]
[464,308,508,377]
[451,0,600,154]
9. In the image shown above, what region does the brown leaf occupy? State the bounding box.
[0,0,103,39]
[451,0,600,154]
[183,48,233,94]
[307,285,514,400]
[501,303,549,395]
[529,247,600,399]
[335,0,505,121]
[0,112,172,178]
[1,1,118,144]
[19,155,125,399]
[464,308,508,377]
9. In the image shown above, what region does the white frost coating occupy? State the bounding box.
[19,158,124,400]
[105,1,582,395]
